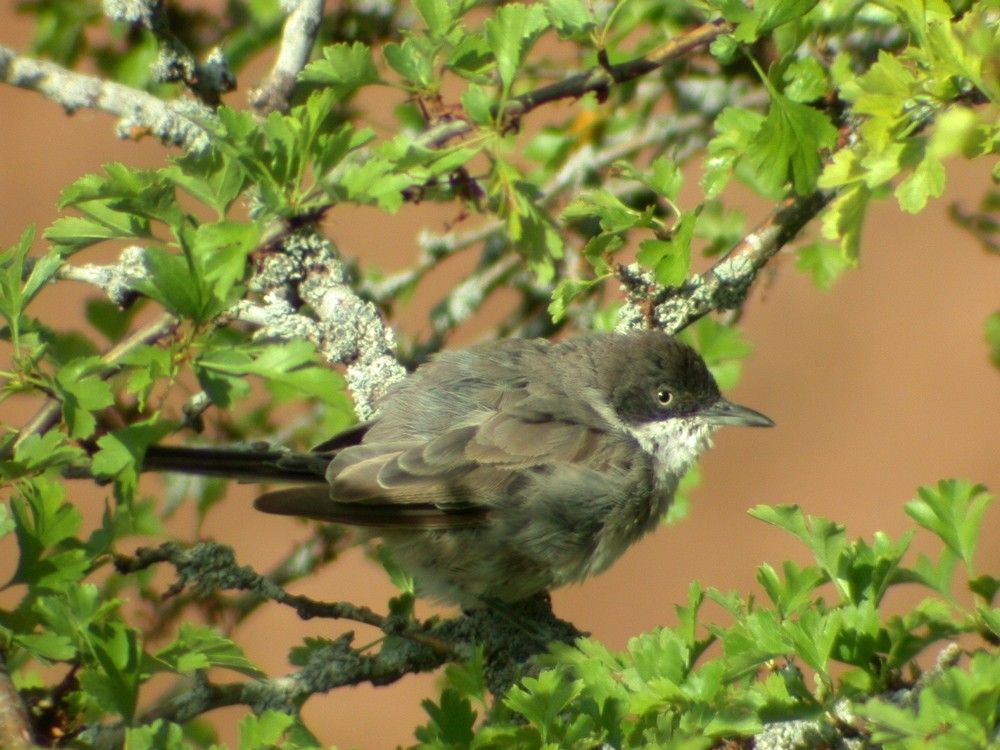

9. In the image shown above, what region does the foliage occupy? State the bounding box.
[0,0,997,747]
[416,481,999,749]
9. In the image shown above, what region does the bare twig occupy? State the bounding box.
[499,19,734,128]
[250,0,325,115]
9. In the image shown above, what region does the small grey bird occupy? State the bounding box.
[144,331,773,606]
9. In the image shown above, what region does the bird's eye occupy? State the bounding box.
[656,387,673,406]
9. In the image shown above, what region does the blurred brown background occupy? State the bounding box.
[1,7,998,749]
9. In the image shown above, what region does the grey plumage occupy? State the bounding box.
[144,331,773,606]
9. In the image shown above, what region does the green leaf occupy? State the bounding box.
[14,631,77,661]
[749,505,850,600]
[189,220,259,314]
[339,156,412,212]
[10,478,88,589]
[132,247,201,318]
[505,179,564,282]
[384,37,436,89]
[986,312,1000,369]
[562,189,646,232]
[485,3,549,96]
[120,345,174,410]
[92,420,177,501]
[0,504,14,540]
[413,0,454,37]
[756,560,825,617]
[616,155,683,200]
[545,0,597,39]
[702,107,765,197]
[125,721,187,750]
[820,183,871,261]
[795,241,853,290]
[420,689,477,746]
[0,431,86,481]
[52,356,114,438]
[904,480,993,573]
[165,149,248,217]
[376,544,416,595]
[730,0,820,42]
[239,710,296,750]
[78,622,142,720]
[461,83,493,125]
[749,85,838,195]
[448,34,492,79]
[895,151,946,213]
[782,56,829,102]
[153,623,264,678]
[195,341,350,407]
[0,227,39,344]
[299,42,380,96]
[636,212,697,287]
[59,163,183,233]
[505,667,583,733]
[549,278,601,323]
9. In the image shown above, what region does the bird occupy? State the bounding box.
[143,330,773,607]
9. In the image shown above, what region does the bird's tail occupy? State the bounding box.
[142,445,330,485]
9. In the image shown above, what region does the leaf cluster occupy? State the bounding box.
[416,480,999,749]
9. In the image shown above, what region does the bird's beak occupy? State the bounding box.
[701,398,775,427]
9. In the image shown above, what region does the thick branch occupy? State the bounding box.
[233,229,405,420]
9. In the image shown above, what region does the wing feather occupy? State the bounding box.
[256,373,624,528]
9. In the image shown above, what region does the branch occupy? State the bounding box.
[234,229,405,420]
[101,540,581,743]
[250,0,325,115]
[0,45,213,151]
[7,313,180,455]
[103,0,235,104]
[0,650,32,750]
[381,18,735,151]
[89,632,450,749]
[369,107,712,304]
[618,190,834,334]
[114,542,437,640]
[499,19,734,128]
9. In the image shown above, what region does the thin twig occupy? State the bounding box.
[500,19,733,128]
[8,313,180,456]
[250,0,325,115]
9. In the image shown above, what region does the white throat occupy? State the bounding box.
[627,417,716,486]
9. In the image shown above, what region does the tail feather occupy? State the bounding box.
[142,445,329,485]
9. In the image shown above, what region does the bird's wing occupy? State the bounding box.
[255,390,618,529]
